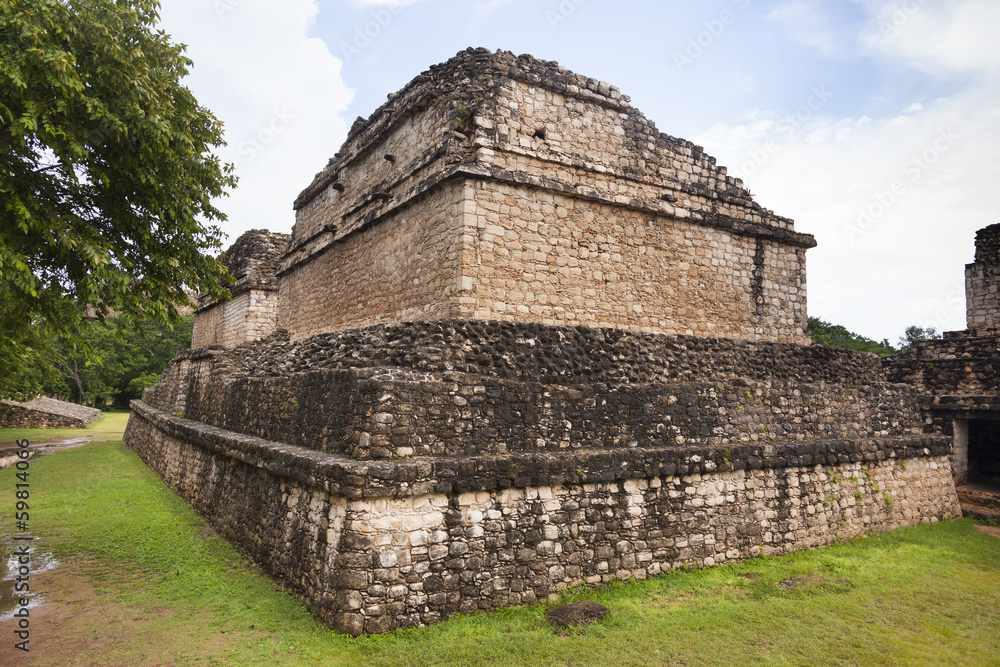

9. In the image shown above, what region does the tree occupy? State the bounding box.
[0,0,233,398]
[808,317,898,357]
[0,282,63,398]
[43,314,193,408]
[897,325,940,354]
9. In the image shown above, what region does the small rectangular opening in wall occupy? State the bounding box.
[968,418,1000,487]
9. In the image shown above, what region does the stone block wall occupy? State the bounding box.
[278,182,469,338]
[282,48,815,345]
[128,317,961,635]
[966,223,1000,331]
[145,321,921,461]
[886,332,1000,397]
[885,329,1000,484]
[461,179,807,341]
[124,400,958,636]
[191,289,280,349]
[192,230,288,348]
[965,263,1000,331]
[0,397,102,428]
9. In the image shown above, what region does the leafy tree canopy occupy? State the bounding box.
[45,314,192,408]
[808,317,898,357]
[0,0,234,398]
[897,325,940,354]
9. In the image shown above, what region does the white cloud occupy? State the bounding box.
[858,0,1000,77]
[767,0,842,56]
[157,0,353,241]
[692,1,1000,341]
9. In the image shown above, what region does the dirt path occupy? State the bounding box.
[0,557,230,665]
[976,524,1000,540]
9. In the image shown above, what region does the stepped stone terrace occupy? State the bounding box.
[125,49,960,636]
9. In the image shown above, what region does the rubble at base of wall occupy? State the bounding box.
[125,400,960,636]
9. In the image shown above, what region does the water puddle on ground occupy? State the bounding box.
[0,436,101,468]
[0,544,59,621]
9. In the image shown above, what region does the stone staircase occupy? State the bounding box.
[957,483,1000,522]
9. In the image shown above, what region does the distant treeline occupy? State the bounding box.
[808,317,939,357]
[29,315,193,409]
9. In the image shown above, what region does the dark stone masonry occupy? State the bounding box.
[0,396,102,429]
[887,223,1000,487]
[125,49,963,636]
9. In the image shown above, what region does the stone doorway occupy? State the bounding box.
[968,418,1000,486]
[955,417,1000,522]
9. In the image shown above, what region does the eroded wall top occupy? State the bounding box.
[287,48,815,273]
[967,223,1000,332]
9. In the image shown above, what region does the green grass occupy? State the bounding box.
[3,440,1000,666]
[0,410,130,444]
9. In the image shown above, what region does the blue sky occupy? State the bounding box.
[158,0,1000,343]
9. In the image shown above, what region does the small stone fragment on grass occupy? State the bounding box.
[545,601,610,629]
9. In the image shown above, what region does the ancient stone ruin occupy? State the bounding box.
[191,229,289,349]
[0,396,102,429]
[888,223,1000,515]
[124,48,961,636]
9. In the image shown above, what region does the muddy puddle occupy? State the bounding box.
[0,543,59,621]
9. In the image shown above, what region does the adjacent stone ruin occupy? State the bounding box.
[191,229,290,349]
[0,396,102,429]
[888,223,1000,490]
[124,48,961,636]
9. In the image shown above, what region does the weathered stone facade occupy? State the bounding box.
[191,229,289,348]
[0,397,102,429]
[127,398,955,636]
[128,320,958,635]
[277,48,813,344]
[125,49,961,636]
[146,322,925,461]
[965,224,1000,332]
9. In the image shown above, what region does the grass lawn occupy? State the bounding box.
[0,410,130,444]
[1,440,998,666]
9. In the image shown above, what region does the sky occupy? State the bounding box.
[156,0,1000,344]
